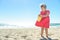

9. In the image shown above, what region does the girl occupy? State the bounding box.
[35,4,50,38]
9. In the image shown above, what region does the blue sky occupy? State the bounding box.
[0,0,60,26]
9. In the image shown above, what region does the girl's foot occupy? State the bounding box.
[46,36,49,40]
[40,36,44,39]
[40,36,47,40]
[41,35,45,38]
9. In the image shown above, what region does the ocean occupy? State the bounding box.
[0,23,60,28]
[50,23,60,26]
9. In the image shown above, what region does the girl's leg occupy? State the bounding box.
[45,28,48,37]
[41,27,44,37]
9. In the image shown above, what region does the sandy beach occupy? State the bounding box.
[0,27,60,40]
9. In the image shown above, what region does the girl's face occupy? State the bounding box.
[41,7,46,11]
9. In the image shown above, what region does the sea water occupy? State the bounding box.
[0,23,60,29]
[50,23,60,26]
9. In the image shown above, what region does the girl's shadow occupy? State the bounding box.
[40,36,52,40]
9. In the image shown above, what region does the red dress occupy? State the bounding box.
[35,10,50,28]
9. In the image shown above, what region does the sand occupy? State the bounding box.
[0,27,60,40]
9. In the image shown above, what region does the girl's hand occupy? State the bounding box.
[40,15,44,17]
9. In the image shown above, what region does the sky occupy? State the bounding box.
[0,0,60,26]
